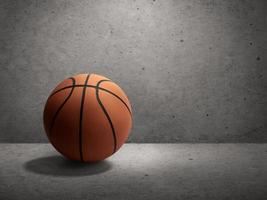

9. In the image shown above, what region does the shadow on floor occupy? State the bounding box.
[24,155,113,177]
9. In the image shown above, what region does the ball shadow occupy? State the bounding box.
[24,155,113,177]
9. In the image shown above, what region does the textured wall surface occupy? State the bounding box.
[0,0,266,142]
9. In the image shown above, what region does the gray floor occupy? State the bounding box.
[0,144,266,200]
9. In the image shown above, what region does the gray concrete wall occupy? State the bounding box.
[0,0,266,143]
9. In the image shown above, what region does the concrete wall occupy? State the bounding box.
[0,0,266,143]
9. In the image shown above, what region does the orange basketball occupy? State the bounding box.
[43,73,132,162]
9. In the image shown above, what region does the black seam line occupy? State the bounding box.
[48,84,132,117]
[96,80,117,154]
[97,87,132,117]
[49,78,110,98]
[48,77,76,138]
[49,85,96,99]
[79,74,91,162]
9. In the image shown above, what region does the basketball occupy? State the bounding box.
[43,73,132,162]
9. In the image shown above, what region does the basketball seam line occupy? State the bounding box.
[48,77,76,138]
[79,74,90,162]
[96,80,117,154]
[48,84,132,117]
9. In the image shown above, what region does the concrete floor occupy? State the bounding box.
[0,144,266,200]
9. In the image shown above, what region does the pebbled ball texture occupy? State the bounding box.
[43,73,132,162]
